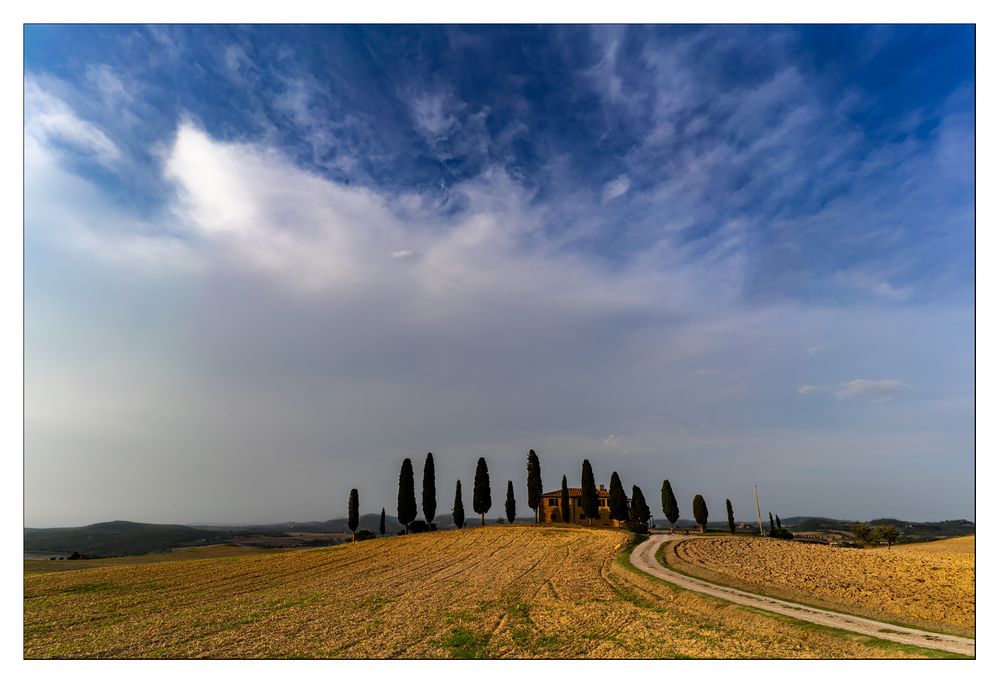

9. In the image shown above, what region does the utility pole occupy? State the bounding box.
[754,484,764,536]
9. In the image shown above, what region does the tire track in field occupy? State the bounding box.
[629,534,975,657]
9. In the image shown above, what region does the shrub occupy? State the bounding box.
[353,529,376,541]
[409,520,431,534]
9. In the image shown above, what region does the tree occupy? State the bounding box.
[422,452,437,524]
[453,480,465,529]
[775,515,782,531]
[379,508,386,537]
[693,495,708,533]
[608,472,629,523]
[473,457,492,526]
[526,449,543,523]
[505,480,516,523]
[852,522,877,547]
[348,488,359,541]
[876,525,900,549]
[580,459,599,524]
[560,475,571,523]
[726,498,735,534]
[397,458,417,533]
[629,485,651,533]
[768,511,775,534]
[661,480,680,533]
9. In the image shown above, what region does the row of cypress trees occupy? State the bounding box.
[348,450,747,538]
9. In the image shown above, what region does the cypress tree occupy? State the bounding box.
[768,511,775,534]
[526,449,543,523]
[505,480,516,523]
[693,494,708,533]
[473,457,492,526]
[453,480,465,529]
[629,485,651,533]
[560,475,571,523]
[726,498,735,534]
[580,459,598,524]
[661,479,680,533]
[397,458,417,533]
[775,515,782,531]
[379,508,386,537]
[422,452,436,524]
[608,471,629,523]
[348,488,359,541]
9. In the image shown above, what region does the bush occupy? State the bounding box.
[409,520,431,534]
[353,529,376,541]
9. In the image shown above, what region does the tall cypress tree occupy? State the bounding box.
[768,511,775,534]
[473,457,492,526]
[661,480,680,533]
[348,488,359,541]
[505,480,516,523]
[775,515,782,531]
[526,449,543,523]
[453,480,465,529]
[580,459,598,524]
[693,495,708,533]
[397,458,417,533]
[629,485,651,533]
[560,475,570,523]
[608,471,629,523]
[726,498,735,534]
[379,508,386,537]
[422,452,437,524]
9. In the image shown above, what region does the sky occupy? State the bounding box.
[23,25,974,528]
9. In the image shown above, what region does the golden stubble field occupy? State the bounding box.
[25,525,956,658]
[671,535,974,637]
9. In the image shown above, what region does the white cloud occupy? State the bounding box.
[409,91,458,141]
[601,175,630,202]
[24,79,121,167]
[835,379,908,402]
[85,65,131,105]
[798,379,908,403]
[806,345,823,354]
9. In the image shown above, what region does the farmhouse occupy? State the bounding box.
[539,484,626,526]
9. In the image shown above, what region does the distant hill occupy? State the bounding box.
[24,521,229,556]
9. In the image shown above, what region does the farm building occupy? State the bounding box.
[539,484,627,526]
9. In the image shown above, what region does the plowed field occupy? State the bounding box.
[24,526,957,658]
[670,535,974,637]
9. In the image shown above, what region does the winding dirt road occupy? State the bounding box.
[630,533,975,657]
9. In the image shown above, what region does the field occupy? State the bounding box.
[25,525,959,658]
[668,535,974,637]
[24,544,290,574]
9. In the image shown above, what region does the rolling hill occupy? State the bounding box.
[24,525,955,658]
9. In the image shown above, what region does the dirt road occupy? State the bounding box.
[630,533,975,657]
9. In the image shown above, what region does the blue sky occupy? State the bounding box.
[24,25,974,526]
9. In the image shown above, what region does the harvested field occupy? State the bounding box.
[25,526,955,658]
[669,535,974,637]
[24,544,292,574]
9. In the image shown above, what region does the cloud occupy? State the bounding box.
[798,379,909,402]
[835,379,909,402]
[806,345,823,354]
[409,91,458,141]
[601,175,630,202]
[24,79,121,167]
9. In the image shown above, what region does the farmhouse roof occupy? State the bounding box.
[541,487,610,498]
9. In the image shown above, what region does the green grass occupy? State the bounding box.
[440,626,491,658]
